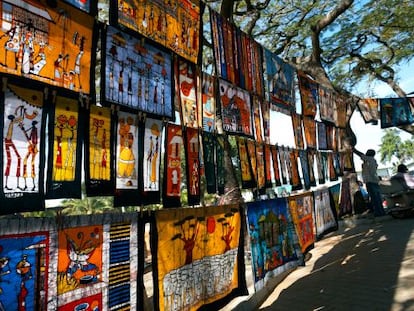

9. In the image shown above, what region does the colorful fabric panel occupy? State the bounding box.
[270,145,282,186]
[246,199,303,291]
[291,112,304,149]
[288,149,302,191]
[252,96,264,143]
[163,123,183,207]
[179,60,198,128]
[339,179,352,217]
[46,95,83,199]
[153,204,246,311]
[1,80,46,213]
[118,0,201,63]
[313,189,337,239]
[379,97,414,128]
[85,105,114,197]
[318,86,336,124]
[104,26,173,118]
[184,127,200,205]
[202,132,217,194]
[288,193,315,254]
[357,98,379,124]
[0,0,94,94]
[303,116,317,149]
[219,79,253,137]
[114,110,140,207]
[299,149,311,190]
[316,121,328,150]
[297,71,318,118]
[237,136,255,189]
[142,118,163,204]
[263,48,296,114]
[201,73,216,132]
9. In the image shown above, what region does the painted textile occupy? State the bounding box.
[252,96,264,142]
[104,26,173,117]
[0,232,49,310]
[303,116,317,149]
[317,121,328,150]
[379,97,414,129]
[46,95,82,199]
[179,60,198,128]
[0,0,94,94]
[318,86,336,124]
[288,149,302,191]
[184,127,200,205]
[210,8,264,95]
[288,193,315,254]
[291,113,304,149]
[357,98,379,124]
[219,79,253,136]
[246,199,302,291]
[201,73,216,132]
[1,81,45,213]
[202,132,217,194]
[270,145,282,186]
[163,123,183,207]
[263,48,296,114]
[154,205,246,311]
[299,150,311,190]
[118,0,200,63]
[313,189,337,239]
[297,72,318,118]
[338,179,353,217]
[85,104,113,197]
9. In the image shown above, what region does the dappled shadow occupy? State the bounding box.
[259,217,414,311]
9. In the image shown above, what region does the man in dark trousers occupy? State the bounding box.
[353,148,386,217]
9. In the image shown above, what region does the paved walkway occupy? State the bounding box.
[257,215,414,311]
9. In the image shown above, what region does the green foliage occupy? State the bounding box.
[379,128,414,166]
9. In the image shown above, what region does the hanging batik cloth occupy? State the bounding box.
[357,98,379,124]
[297,71,318,118]
[118,0,201,63]
[256,142,266,191]
[288,192,315,254]
[316,121,328,150]
[342,149,355,172]
[270,145,282,186]
[263,48,296,114]
[313,189,337,239]
[261,100,271,143]
[333,152,343,177]
[1,79,46,214]
[237,136,255,189]
[103,26,173,118]
[339,179,352,217]
[202,132,217,194]
[163,123,183,208]
[288,149,302,191]
[216,134,225,194]
[0,0,94,94]
[278,146,289,184]
[252,96,264,142]
[335,95,348,128]
[318,85,336,123]
[315,151,326,185]
[307,150,317,187]
[113,110,140,207]
[85,105,114,197]
[184,127,200,205]
[299,150,311,190]
[210,9,264,95]
[327,152,337,181]
[246,198,303,292]
[329,183,341,216]
[379,97,414,128]
[201,73,216,132]
[0,230,50,308]
[179,59,198,128]
[246,139,258,186]
[219,79,253,136]
[46,94,83,199]
[303,116,317,149]
[325,124,336,151]
[142,118,163,205]
[153,204,247,310]
[264,144,273,188]
[291,112,304,149]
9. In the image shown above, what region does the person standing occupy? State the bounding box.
[353,148,386,216]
